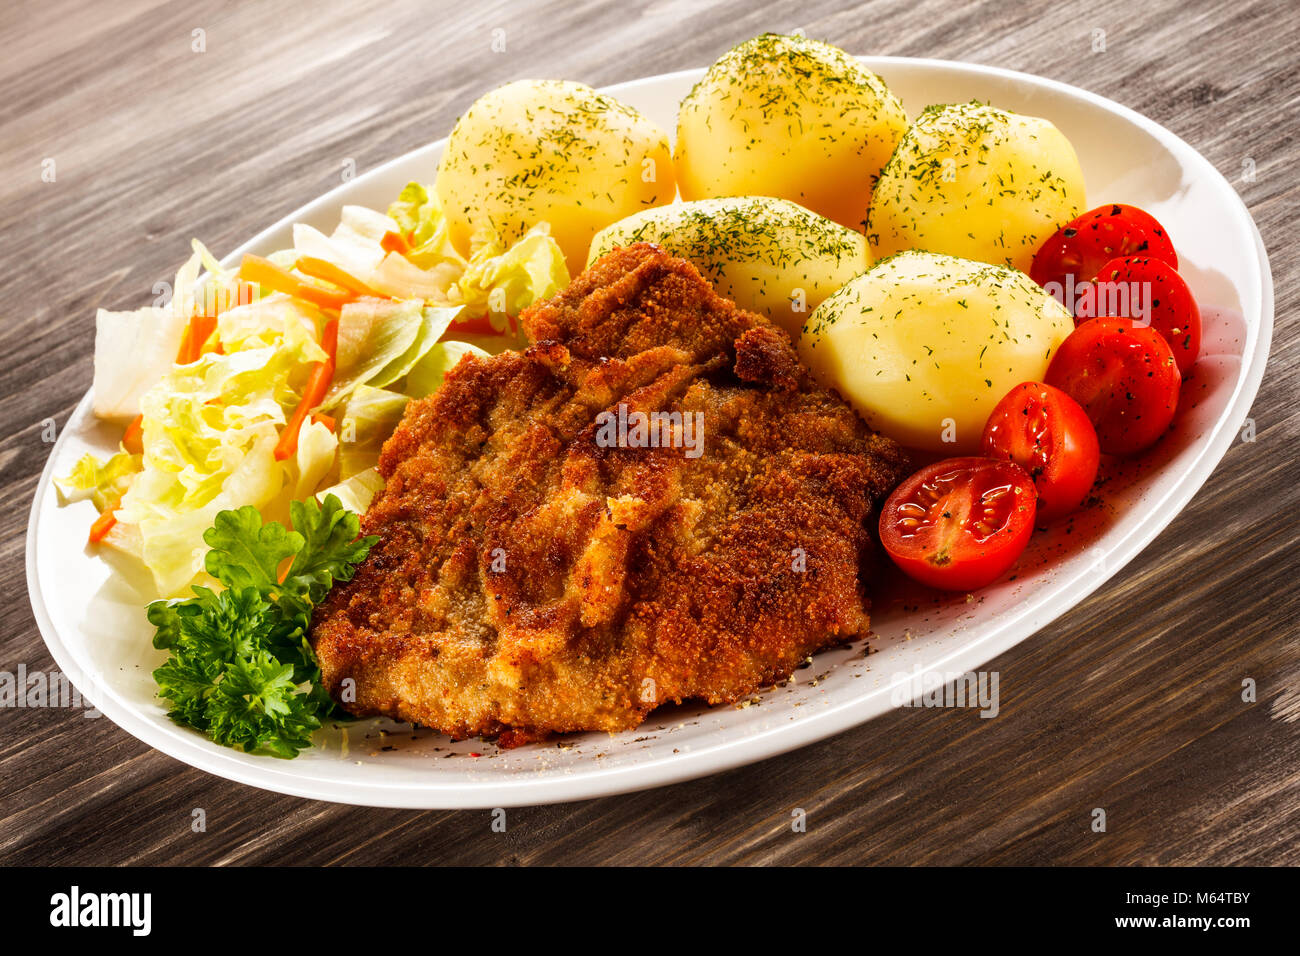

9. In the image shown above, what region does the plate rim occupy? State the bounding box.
[25,56,1275,809]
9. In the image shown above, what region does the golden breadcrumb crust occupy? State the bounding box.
[310,244,909,744]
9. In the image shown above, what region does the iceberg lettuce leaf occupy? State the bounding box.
[117,294,335,595]
[55,450,141,511]
[324,299,423,408]
[405,339,491,398]
[369,306,462,389]
[452,223,569,322]
[92,249,202,422]
[316,467,385,516]
[337,385,409,477]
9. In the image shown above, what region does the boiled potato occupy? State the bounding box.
[866,102,1086,272]
[436,79,675,271]
[587,197,868,337]
[675,34,907,232]
[799,251,1073,452]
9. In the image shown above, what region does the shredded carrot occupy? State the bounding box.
[176,280,251,365]
[380,230,412,255]
[175,321,197,364]
[238,254,353,312]
[274,318,339,461]
[192,314,218,355]
[122,414,144,455]
[295,256,388,299]
[310,412,336,432]
[175,313,219,364]
[89,496,121,544]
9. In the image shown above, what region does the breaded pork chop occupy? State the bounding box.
[310,244,909,744]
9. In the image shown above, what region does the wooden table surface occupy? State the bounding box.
[2,0,1296,866]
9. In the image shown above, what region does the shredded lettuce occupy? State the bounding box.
[55,451,140,511]
[388,182,461,265]
[384,181,569,315]
[289,419,338,503]
[316,467,385,515]
[72,176,571,596]
[369,306,460,388]
[324,303,462,405]
[110,292,428,594]
[406,339,490,398]
[453,223,569,321]
[216,294,326,359]
[297,181,567,317]
[293,215,387,284]
[92,250,201,421]
[117,294,334,594]
[325,299,423,407]
[368,254,463,302]
[337,385,410,477]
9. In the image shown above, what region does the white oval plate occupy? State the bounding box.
[27,58,1272,808]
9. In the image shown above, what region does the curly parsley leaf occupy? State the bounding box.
[205,650,318,758]
[148,495,376,758]
[285,496,372,597]
[203,506,304,593]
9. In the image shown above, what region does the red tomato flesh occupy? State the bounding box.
[1045,319,1181,456]
[981,382,1100,524]
[1031,203,1178,307]
[879,457,1037,592]
[1090,255,1201,374]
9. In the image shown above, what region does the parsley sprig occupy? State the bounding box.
[148,495,376,758]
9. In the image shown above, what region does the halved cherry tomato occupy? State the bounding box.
[981,382,1100,524]
[1031,204,1178,306]
[1090,256,1201,374]
[879,457,1037,592]
[1045,318,1181,456]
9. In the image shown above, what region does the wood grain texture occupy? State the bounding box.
[1,0,1296,866]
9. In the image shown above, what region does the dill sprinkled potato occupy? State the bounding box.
[675,34,907,233]
[799,250,1073,452]
[587,196,868,337]
[435,79,675,271]
[866,102,1086,272]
